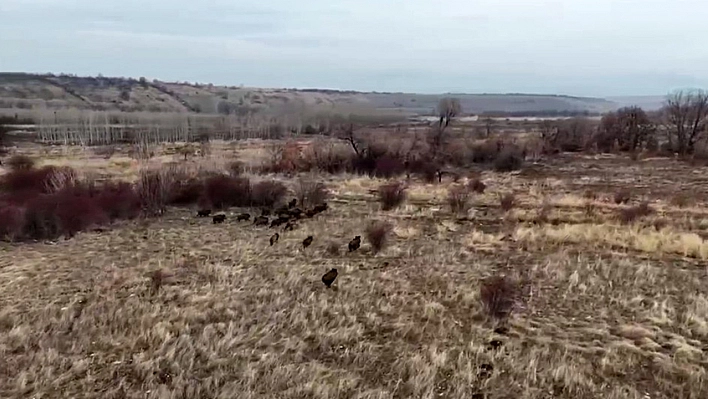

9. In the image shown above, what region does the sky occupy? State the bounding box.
[1,0,707,97]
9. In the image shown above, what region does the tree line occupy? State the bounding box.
[437,89,708,156]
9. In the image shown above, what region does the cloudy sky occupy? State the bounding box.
[1,0,706,97]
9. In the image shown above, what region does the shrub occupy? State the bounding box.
[135,170,172,216]
[480,275,517,320]
[614,189,631,205]
[261,142,301,174]
[493,148,524,172]
[468,178,486,194]
[294,178,329,208]
[204,175,250,209]
[0,204,25,241]
[0,166,60,194]
[54,187,109,238]
[6,154,35,171]
[670,193,691,208]
[251,180,288,208]
[168,178,204,206]
[471,140,500,164]
[499,193,516,212]
[93,145,117,159]
[535,200,552,224]
[447,184,472,214]
[23,194,61,239]
[366,220,393,254]
[227,160,245,177]
[583,201,596,217]
[617,202,652,224]
[408,159,438,183]
[652,218,668,231]
[373,156,405,178]
[43,166,80,193]
[582,189,597,200]
[326,241,340,256]
[377,182,407,211]
[302,142,353,174]
[635,201,653,216]
[95,182,141,221]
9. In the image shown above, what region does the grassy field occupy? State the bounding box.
[1,141,707,399]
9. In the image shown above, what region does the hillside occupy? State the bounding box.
[0,72,621,116]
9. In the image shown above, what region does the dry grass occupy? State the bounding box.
[1,142,708,399]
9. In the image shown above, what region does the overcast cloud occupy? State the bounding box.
[1,0,707,96]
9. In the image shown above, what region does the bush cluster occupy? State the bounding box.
[0,155,288,241]
[260,135,525,180]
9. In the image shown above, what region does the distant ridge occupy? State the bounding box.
[0,72,624,115]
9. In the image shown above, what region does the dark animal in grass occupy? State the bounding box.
[348,236,361,252]
[305,209,317,218]
[302,235,314,248]
[493,326,509,335]
[212,214,226,224]
[322,268,338,288]
[236,213,251,222]
[487,339,503,350]
[270,217,289,228]
[283,222,296,231]
[275,206,290,217]
[312,203,328,214]
[289,208,303,218]
[270,233,279,246]
[253,216,269,226]
[288,198,297,208]
[196,209,212,217]
[478,363,494,379]
[261,208,271,216]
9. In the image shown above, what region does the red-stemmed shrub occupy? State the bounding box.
[294,178,329,208]
[54,187,109,238]
[1,166,60,194]
[167,178,204,206]
[251,180,288,208]
[447,184,473,214]
[0,204,25,241]
[95,182,141,221]
[135,170,175,216]
[493,148,524,172]
[373,156,405,178]
[204,175,251,209]
[6,154,35,171]
[377,181,407,211]
[480,275,518,320]
[365,220,393,254]
[408,159,438,183]
[23,194,61,240]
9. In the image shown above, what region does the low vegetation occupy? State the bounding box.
[2,88,708,399]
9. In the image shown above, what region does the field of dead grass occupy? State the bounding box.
[1,144,707,399]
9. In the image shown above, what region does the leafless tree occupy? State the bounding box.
[483,116,496,137]
[662,89,708,155]
[336,123,362,156]
[595,106,656,152]
[437,97,462,128]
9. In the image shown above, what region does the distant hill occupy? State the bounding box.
[606,96,666,111]
[0,72,624,116]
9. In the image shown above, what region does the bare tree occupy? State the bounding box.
[336,123,362,157]
[595,106,656,152]
[541,117,594,153]
[437,97,462,128]
[663,89,708,155]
